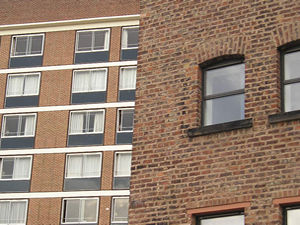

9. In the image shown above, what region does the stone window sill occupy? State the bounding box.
[187,118,253,137]
[269,109,300,124]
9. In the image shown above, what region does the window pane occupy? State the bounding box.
[112,198,129,222]
[83,199,97,222]
[4,116,19,136]
[94,30,107,50]
[122,28,139,49]
[13,157,31,179]
[14,36,28,56]
[83,154,101,177]
[205,63,245,96]
[119,109,134,131]
[77,32,92,51]
[72,71,90,92]
[115,153,132,176]
[119,67,137,90]
[285,51,300,80]
[201,215,244,225]
[285,82,300,112]
[64,199,80,223]
[22,115,35,136]
[29,35,43,55]
[204,94,244,125]
[287,208,300,225]
[90,70,106,91]
[66,155,83,178]
[70,112,85,134]
[1,158,14,179]
[0,202,9,224]
[10,201,26,224]
[89,111,104,133]
[7,76,24,96]
[24,74,40,95]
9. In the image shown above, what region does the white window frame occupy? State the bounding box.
[0,199,28,225]
[72,68,108,93]
[10,33,45,57]
[121,26,139,50]
[6,72,41,97]
[75,29,110,53]
[111,197,129,224]
[65,153,102,179]
[1,113,37,138]
[68,109,105,135]
[0,156,32,181]
[61,198,99,224]
[117,108,134,133]
[119,66,137,91]
[114,152,132,178]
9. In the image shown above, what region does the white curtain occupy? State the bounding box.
[24,115,35,136]
[13,157,31,179]
[121,29,128,49]
[24,75,39,95]
[70,113,84,134]
[10,201,26,224]
[115,153,132,176]
[73,71,89,92]
[119,67,136,90]
[83,154,100,177]
[90,70,106,91]
[93,112,104,133]
[7,76,24,96]
[0,202,9,224]
[67,155,83,177]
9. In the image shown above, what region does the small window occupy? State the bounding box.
[0,200,28,224]
[119,67,137,90]
[111,197,129,224]
[0,156,32,180]
[285,206,300,225]
[6,73,40,97]
[202,61,245,126]
[197,212,244,225]
[69,110,105,135]
[114,152,132,177]
[282,48,300,112]
[2,114,36,137]
[117,109,134,132]
[75,29,110,52]
[72,69,107,93]
[11,34,44,57]
[65,153,101,178]
[62,198,98,223]
[121,27,139,49]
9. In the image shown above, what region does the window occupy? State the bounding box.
[11,34,44,57]
[65,153,101,178]
[62,198,98,223]
[202,61,245,126]
[0,200,28,224]
[282,48,300,112]
[121,27,139,49]
[117,109,134,132]
[6,73,40,97]
[119,67,137,90]
[72,69,107,93]
[75,29,110,52]
[2,114,36,137]
[69,110,104,135]
[111,197,129,223]
[197,213,244,225]
[0,156,32,180]
[114,152,132,177]
[285,206,300,225]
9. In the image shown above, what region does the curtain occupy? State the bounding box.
[119,67,136,90]
[115,153,132,176]
[90,70,106,91]
[121,29,128,49]
[93,111,104,133]
[67,155,82,177]
[70,113,84,134]
[24,115,35,136]
[7,76,24,96]
[65,199,80,222]
[73,71,89,92]
[0,202,9,224]
[113,198,129,222]
[10,201,26,223]
[24,75,39,95]
[13,157,31,179]
[83,154,100,177]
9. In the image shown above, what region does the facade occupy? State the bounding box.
[0,1,139,225]
[130,1,300,225]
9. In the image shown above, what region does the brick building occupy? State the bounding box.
[130,0,300,225]
[0,1,139,225]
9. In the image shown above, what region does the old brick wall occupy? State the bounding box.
[130,0,300,224]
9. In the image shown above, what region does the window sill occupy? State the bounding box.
[187,118,253,137]
[269,110,300,124]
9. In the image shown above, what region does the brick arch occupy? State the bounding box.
[272,21,300,47]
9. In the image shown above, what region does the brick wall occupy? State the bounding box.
[130,0,300,224]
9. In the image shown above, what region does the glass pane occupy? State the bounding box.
[94,30,107,50]
[205,63,245,96]
[1,158,14,179]
[14,36,28,56]
[84,154,100,177]
[4,116,19,136]
[285,82,300,112]
[29,35,43,54]
[83,199,97,222]
[66,155,83,177]
[70,112,85,134]
[7,76,24,96]
[90,70,106,91]
[204,94,244,126]
[24,74,40,95]
[119,109,134,131]
[287,208,300,225]
[119,67,137,90]
[10,201,26,223]
[73,71,90,92]
[285,51,300,80]
[0,202,9,224]
[77,32,92,51]
[13,157,31,179]
[115,153,132,176]
[201,215,244,225]
[112,198,129,222]
[126,28,139,48]
[65,199,80,223]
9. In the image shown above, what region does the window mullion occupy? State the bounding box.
[17,116,22,136]
[80,200,84,222]
[91,31,95,51]
[26,36,31,55]
[205,89,244,100]
[284,77,300,85]
[22,75,26,95]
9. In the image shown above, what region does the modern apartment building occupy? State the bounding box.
[130,0,300,225]
[0,1,139,225]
